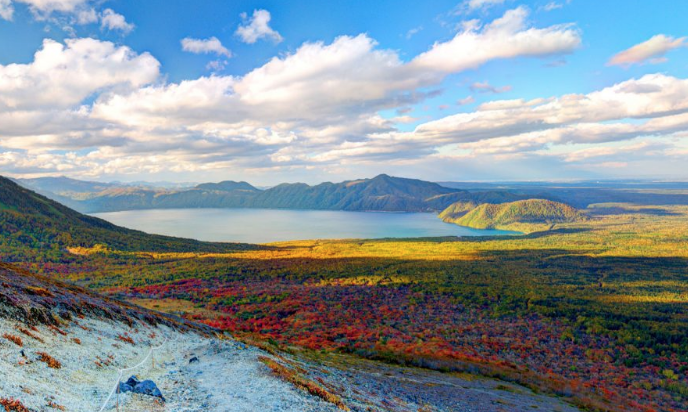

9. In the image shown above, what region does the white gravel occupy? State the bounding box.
[0,315,338,411]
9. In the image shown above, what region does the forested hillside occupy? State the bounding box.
[18,174,523,213]
[0,176,255,258]
[441,199,583,232]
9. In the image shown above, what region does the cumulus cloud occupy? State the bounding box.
[12,9,678,180]
[411,7,580,73]
[100,8,134,33]
[0,9,589,178]
[236,9,282,44]
[608,34,687,67]
[0,0,13,20]
[370,74,688,162]
[0,38,158,111]
[181,37,231,57]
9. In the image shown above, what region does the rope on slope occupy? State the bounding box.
[97,336,168,412]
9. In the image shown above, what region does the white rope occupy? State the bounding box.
[97,337,168,412]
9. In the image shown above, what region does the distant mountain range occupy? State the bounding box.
[15,174,526,214]
[13,174,688,227]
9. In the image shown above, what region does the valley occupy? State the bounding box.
[3,175,688,411]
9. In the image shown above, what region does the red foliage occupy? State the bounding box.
[126,277,688,412]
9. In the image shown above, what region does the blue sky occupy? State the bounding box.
[0,0,687,184]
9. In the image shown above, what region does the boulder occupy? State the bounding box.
[119,375,165,402]
[133,380,166,402]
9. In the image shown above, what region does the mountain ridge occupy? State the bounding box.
[18,174,487,214]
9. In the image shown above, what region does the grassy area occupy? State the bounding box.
[5,203,688,411]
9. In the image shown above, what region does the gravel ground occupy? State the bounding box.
[0,314,336,412]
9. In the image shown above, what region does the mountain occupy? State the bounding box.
[245,174,462,211]
[195,180,259,192]
[17,174,481,213]
[0,176,254,255]
[441,199,583,232]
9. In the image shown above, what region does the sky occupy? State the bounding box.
[0,0,687,185]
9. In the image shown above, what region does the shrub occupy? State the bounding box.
[2,333,22,347]
[0,398,30,412]
[117,334,135,345]
[17,327,43,343]
[36,351,62,369]
[47,400,65,411]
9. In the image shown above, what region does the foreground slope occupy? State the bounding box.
[0,262,349,411]
[0,261,582,412]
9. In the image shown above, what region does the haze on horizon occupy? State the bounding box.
[0,0,687,186]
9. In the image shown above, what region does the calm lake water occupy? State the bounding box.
[91,208,519,243]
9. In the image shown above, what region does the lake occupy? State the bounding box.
[91,208,519,243]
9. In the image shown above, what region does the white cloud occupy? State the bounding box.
[181,37,231,57]
[608,34,687,67]
[372,74,688,162]
[100,8,134,33]
[457,96,475,105]
[466,0,505,11]
[0,0,13,20]
[0,38,158,111]
[543,2,563,11]
[74,6,96,24]
[470,81,512,93]
[405,26,422,39]
[15,0,88,16]
[411,7,580,73]
[206,59,227,72]
[0,8,590,179]
[235,9,283,44]
[561,141,659,162]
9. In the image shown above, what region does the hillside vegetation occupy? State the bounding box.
[0,178,587,412]
[4,176,688,411]
[442,199,583,232]
[0,176,256,257]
